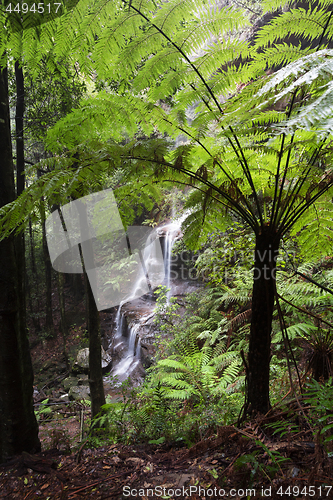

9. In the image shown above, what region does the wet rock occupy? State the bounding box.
[130,363,146,386]
[72,347,112,374]
[111,340,128,364]
[140,343,155,369]
[68,385,90,401]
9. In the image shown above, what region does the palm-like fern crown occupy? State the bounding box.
[2,0,333,261]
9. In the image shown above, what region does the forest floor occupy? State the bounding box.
[0,413,332,500]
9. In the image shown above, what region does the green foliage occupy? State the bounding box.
[305,377,333,447]
[194,221,255,284]
[265,417,300,439]
[235,442,290,484]
[2,0,333,257]
[23,60,86,144]
[34,399,52,422]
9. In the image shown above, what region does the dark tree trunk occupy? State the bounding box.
[57,272,69,367]
[15,61,25,197]
[247,227,280,415]
[28,218,37,275]
[85,274,106,419]
[14,60,27,340]
[75,198,106,419]
[28,218,41,332]
[0,65,40,463]
[72,273,85,304]
[41,206,54,336]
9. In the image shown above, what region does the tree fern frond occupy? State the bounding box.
[272,321,317,343]
[255,5,332,49]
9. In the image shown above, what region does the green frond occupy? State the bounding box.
[255,5,332,49]
[290,200,333,260]
[157,358,190,372]
[272,322,317,344]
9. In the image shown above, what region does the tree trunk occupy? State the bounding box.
[85,274,106,419]
[15,61,25,197]
[72,273,85,304]
[28,218,41,332]
[0,65,40,463]
[14,60,27,343]
[247,227,280,415]
[75,197,106,419]
[41,205,54,337]
[57,271,69,367]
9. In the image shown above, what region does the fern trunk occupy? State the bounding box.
[247,227,280,415]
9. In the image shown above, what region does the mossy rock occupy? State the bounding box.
[62,377,79,391]
[68,385,90,401]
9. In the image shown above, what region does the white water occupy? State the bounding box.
[109,221,182,382]
[112,323,141,381]
[114,304,124,338]
[164,231,175,304]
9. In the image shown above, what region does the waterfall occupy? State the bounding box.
[115,304,124,338]
[164,231,175,304]
[108,220,182,383]
[111,323,141,382]
[128,323,139,357]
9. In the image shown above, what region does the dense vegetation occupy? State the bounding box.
[1,0,333,493]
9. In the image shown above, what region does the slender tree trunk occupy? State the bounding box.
[14,60,27,339]
[57,272,69,367]
[39,193,54,337]
[73,273,85,304]
[28,218,41,332]
[85,274,106,419]
[15,61,25,197]
[28,218,37,276]
[42,219,54,335]
[0,65,40,463]
[247,227,280,415]
[75,197,106,419]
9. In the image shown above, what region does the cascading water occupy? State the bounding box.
[109,302,125,350]
[112,323,141,382]
[115,305,124,338]
[164,231,172,304]
[107,221,182,384]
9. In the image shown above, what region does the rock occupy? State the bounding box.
[72,346,112,374]
[129,362,146,386]
[62,377,79,391]
[68,385,90,401]
[77,375,89,386]
[111,340,128,364]
[289,467,300,478]
[140,342,155,369]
